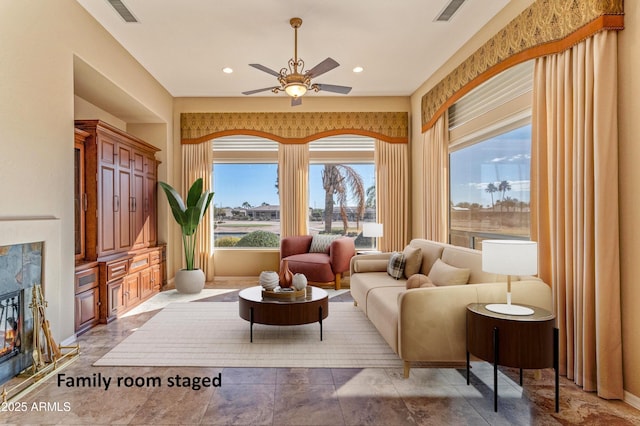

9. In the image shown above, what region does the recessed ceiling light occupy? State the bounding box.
[353,66,364,73]
[222,67,233,74]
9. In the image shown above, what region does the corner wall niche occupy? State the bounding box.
[74,120,165,334]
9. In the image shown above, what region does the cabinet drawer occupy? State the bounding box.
[75,266,99,294]
[129,252,150,273]
[106,259,129,281]
[149,249,161,265]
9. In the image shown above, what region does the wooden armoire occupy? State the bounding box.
[74,120,165,334]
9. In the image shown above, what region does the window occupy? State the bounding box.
[447,60,533,248]
[449,124,531,248]
[309,137,376,250]
[212,138,280,248]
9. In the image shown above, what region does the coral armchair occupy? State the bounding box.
[280,235,356,290]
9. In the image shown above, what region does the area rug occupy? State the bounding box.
[94,302,403,368]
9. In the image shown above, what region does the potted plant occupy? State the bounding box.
[159,178,214,293]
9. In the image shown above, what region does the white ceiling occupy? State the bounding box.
[77,0,512,99]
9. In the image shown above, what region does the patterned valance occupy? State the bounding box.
[181,112,409,144]
[421,0,624,132]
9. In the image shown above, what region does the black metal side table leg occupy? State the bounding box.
[466,350,470,385]
[493,326,499,412]
[554,327,559,412]
[520,368,523,386]
[319,306,323,341]
[250,307,254,343]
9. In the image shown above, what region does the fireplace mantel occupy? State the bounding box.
[0,217,63,339]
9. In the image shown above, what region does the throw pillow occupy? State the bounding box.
[427,258,471,286]
[402,245,423,278]
[387,252,406,280]
[309,234,340,253]
[353,259,389,273]
[406,274,433,289]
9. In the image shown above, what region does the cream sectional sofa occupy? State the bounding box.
[350,238,552,377]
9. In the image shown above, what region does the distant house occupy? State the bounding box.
[247,205,280,220]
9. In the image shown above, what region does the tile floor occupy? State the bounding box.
[1,284,640,425]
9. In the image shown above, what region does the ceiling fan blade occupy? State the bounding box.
[249,63,281,77]
[315,84,352,95]
[242,87,278,95]
[291,97,303,107]
[307,58,339,78]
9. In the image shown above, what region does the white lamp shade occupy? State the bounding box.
[362,222,383,238]
[482,240,538,276]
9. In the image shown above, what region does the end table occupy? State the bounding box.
[466,303,559,413]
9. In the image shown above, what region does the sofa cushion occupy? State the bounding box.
[428,258,471,286]
[350,271,405,315]
[309,234,340,253]
[408,240,446,275]
[441,245,496,283]
[353,259,389,273]
[406,274,433,289]
[402,245,422,278]
[387,252,405,279]
[365,286,405,353]
[285,252,334,282]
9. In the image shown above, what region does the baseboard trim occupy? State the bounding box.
[624,390,640,410]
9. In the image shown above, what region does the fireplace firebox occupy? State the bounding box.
[0,242,40,385]
[0,291,21,363]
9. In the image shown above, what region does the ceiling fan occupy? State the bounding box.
[242,17,352,106]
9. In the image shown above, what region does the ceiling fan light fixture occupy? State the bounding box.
[284,82,307,98]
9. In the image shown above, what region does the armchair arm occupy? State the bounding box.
[280,235,313,258]
[329,237,356,274]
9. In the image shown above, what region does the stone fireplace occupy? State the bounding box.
[0,218,63,386]
[0,242,41,384]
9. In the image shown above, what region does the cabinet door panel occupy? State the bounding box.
[99,135,117,164]
[140,268,153,300]
[99,164,117,255]
[118,144,132,169]
[75,287,100,332]
[124,274,141,307]
[107,280,124,320]
[144,175,157,246]
[132,173,145,249]
[118,168,131,250]
[151,264,162,291]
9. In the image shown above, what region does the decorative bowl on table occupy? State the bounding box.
[292,273,308,291]
[259,271,279,291]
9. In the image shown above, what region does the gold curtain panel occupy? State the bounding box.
[181,112,409,144]
[421,0,624,132]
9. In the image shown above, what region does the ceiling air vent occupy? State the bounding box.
[107,0,138,23]
[435,0,467,22]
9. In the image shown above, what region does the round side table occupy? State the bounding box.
[466,303,559,413]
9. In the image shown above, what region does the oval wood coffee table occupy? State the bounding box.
[238,286,329,342]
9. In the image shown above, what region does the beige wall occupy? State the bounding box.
[0,0,173,342]
[408,0,639,403]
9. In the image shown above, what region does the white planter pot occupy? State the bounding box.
[175,269,205,294]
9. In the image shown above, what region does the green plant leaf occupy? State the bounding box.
[186,178,204,208]
[158,181,187,225]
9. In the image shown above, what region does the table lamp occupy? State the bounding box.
[481,240,538,315]
[362,222,383,249]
